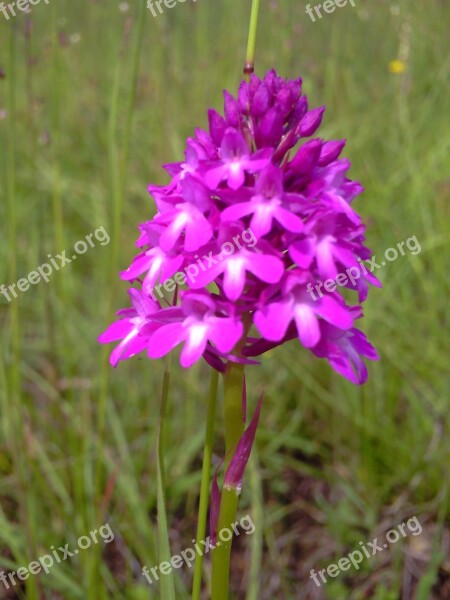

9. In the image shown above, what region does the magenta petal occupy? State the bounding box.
[223,258,247,301]
[184,213,213,252]
[318,139,346,166]
[141,258,166,291]
[255,107,283,147]
[342,181,364,203]
[98,320,133,344]
[112,333,148,365]
[250,206,275,238]
[208,317,243,354]
[324,192,361,225]
[159,217,187,252]
[208,109,226,146]
[299,106,325,137]
[221,202,254,222]
[351,352,369,384]
[221,129,249,159]
[195,128,218,159]
[246,152,272,172]
[109,329,141,367]
[180,323,209,367]
[227,165,246,190]
[205,165,228,190]
[332,244,359,271]
[188,260,224,289]
[223,90,240,128]
[289,239,315,269]
[256,163,284,196]
[316,237,338,280]
[290,138,322,174]
[312,325,378,385]
[317,296,354,330]
[128,288,159,317]
[224,395,262,491]
[120,253,152,281]
[246,253,284,284]
[142,253,184,294]
[254,298,293,341]
[252,82,270,116]
[274,206,304,233]
[180,175,211,212]
[351,329,380,360]
[147,323,186,359]
[329,352,364,385]
[294,304,320,348]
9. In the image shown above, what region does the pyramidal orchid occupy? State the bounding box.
[99,69,379,384]
[99,3,379,598]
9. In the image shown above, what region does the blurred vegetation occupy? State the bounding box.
[0,0,449,598]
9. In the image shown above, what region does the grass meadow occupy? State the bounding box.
[0,0,449,598]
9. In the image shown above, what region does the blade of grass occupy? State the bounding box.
[192,368,219,600]
[5,24,39,600]
[156,357,176,599]
[93,3,147,595]
[246,449,263,600]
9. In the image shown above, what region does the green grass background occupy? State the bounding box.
[0,0,449,598]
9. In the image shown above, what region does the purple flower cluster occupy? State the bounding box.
[99,70,380,384]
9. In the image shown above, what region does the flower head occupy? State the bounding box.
[99,70,379,384]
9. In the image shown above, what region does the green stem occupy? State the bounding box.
[211,363,246,600]
[192,369,219,600]
[244,0,261,77]
[223,364,246,466]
